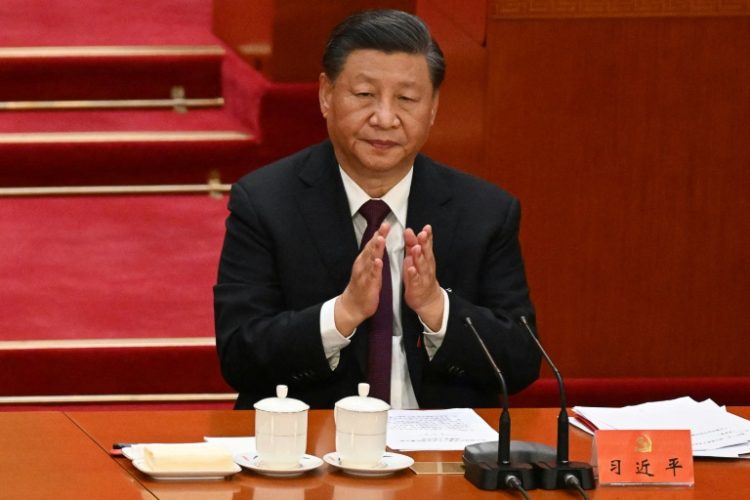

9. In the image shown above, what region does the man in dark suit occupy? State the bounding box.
[214,10,541,410]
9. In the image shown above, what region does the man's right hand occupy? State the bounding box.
[334,222,390,336]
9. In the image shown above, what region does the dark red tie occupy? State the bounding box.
[358,200,392,403]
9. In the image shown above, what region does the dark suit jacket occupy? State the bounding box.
[214,140,540,409]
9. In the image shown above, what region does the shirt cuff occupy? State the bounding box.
[320,296,352,370]
[419,288,449,360]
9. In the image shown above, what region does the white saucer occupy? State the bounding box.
[233,453,324,477]
[323,452,414,477]
[132,458,241,481]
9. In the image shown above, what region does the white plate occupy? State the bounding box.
[121,443,185,461]
[123,439,255,461]
[132,458,241,481]
[323,452,414,477]
[233,453,324,477]
[121,446,141,461]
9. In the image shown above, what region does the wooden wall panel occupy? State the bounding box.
[212,0,273,68]
[269,0,416,82]
[214,0,417,81]
[422,0,487,45]
[419,2,488,170]
[485,12,750,377]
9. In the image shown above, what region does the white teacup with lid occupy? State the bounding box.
[334,382,390,467]
[254,385,309,469]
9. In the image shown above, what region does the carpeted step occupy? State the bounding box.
[0,108,261,186]
[0,0,326,410]
[0,0,325,410]
[1,0,219,47]
[0,194,228,341]
[0,193,236,408]
[0,46,224,105]
[0,342,236,410]
[0,343,234,398]
[2,0,224,106]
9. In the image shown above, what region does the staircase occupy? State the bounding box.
[0,0,326,409]
[0,44,256,190]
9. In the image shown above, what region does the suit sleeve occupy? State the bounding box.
[213,182,333,395]
[428,197,541,395]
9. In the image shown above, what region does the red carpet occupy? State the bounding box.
[0,0,217,46]
[0,0,322,408]
[0,195,227,341]
[0,0,223,100]
[0,194,238,407]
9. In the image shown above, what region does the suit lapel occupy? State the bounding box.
[295,143,369,376]
[403,155,456,395]
[406,156,455,270]
[296,142,359,293]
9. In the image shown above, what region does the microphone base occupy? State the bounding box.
[464,439,557,464]
[463,457,536,490]
[533,461,596,490]
[463,439,556,490]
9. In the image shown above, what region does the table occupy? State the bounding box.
[0,412,153,499]
[69,408,750,499]
[3,408,749,499]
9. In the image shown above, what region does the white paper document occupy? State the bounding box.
[387,408,498,451]
[572,397,750,459]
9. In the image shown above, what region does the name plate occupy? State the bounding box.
[594,429,694,486]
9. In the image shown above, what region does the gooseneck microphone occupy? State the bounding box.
[466,317,511,465]
[462,317,536,492]
[519,316,595,492]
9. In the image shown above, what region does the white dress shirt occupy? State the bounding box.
[319,167,450,409]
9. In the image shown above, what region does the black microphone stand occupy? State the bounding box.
[462,317,536,491]
[520,316,596,490]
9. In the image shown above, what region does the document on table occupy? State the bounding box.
[387,408,498,451]
[571,397,750,459]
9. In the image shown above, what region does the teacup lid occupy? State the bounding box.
[254,385,309,413]
[335,383,390,412]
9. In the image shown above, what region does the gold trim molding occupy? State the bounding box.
[0,45,225,59]
[0,393,237,404]
[0,97,224,111]
[0,130,251,144]
[0,182,232,197]
[492,0,750,18]
[0,337,216,350]
[0,183,232,197]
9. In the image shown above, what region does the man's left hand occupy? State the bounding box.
[403,224,444,331]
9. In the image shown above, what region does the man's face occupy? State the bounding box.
[319,49,439,186]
